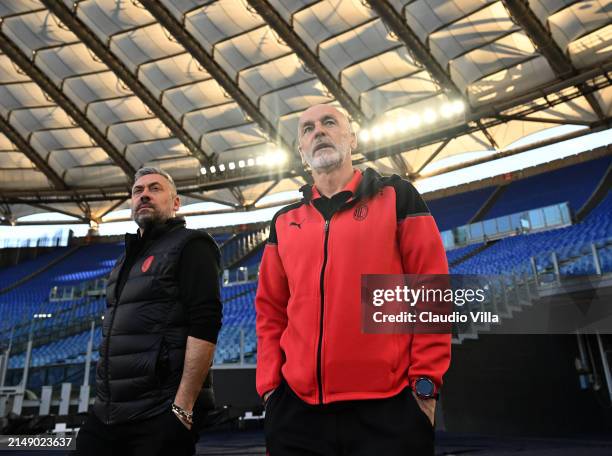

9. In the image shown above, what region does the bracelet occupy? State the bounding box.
[172,403,193,424]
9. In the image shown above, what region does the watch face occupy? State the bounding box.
[416,378,434,397]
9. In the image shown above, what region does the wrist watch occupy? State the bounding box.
[414,377,437,399]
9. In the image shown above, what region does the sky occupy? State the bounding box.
[2,125,610,246]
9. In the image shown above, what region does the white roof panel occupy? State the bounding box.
[0,1,42,18]
[0,54,30,83]
[3,11,76,56]
[35,43,107,86]
[185,0,264,53]
[138,52,210,98]
[429,1,518,67]
[341,48,421,101]
[568,23,612,69]
[451,31,537,90]
[239,53,313,102]
[162,78,230,119]
[76,0,154,42]
[87,96,153,128]
[201,123,267,153]
[215,26,291,79]
[10,106,73,137]
[0,83,51,117]
[64,164,127,187]
[62,71,132,111]
[548,0,611,51]
[319,19,400,78]
[183,103,248,140]
[468,55,556,106]
[107,118,171,151]
[293,0,375,51]
[110,24,185,74]
[404,0,496,42]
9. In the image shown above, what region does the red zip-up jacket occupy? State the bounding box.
[256,168,450,404]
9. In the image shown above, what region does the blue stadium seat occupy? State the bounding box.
[453,193,611,275]
[482,156,610,219]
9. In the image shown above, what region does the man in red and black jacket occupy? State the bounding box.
[256,104,450,455]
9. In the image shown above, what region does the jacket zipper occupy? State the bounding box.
[102,232,172,424]
[316,218,331,404]
[104,305,118,424]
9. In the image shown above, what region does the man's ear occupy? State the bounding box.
[173,194,180,212]
[350,130,357,152]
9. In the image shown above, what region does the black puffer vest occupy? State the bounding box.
[93,220,214,424]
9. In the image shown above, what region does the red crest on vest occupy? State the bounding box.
[141,255,154,273]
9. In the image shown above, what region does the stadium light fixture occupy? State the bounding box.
[396,116,410,133]
[356,99,465,143]
[452,100,465,114]
[371,126,383,140]
[263,149,288,166]
[407,114,421,129]
[275,149,288,164]
[423,109,437,124]
[238,160,245,168]
[440,102,454,119]
[209,166,216,174]
[359,129,371,143]
[228,162,236,170]
[218,164,226,172]
[383,121,396,137]
[247,158,255,167]
[200,167,206,175]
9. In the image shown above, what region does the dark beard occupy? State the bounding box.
[134,211,168,231]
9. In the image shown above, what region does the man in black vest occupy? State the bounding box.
[74,167,222,456]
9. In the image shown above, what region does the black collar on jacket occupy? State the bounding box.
[124,216,185,250]
[299,167,387,205]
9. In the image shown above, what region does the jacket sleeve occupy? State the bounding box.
[255,214,290,398]
[393,178,451,394]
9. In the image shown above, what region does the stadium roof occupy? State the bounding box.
[0,0,610,225]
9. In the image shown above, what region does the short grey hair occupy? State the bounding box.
[133,167,177,197]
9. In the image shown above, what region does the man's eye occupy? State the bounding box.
[325,120,335,126]
[303,126,312,134]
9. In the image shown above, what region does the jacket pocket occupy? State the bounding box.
[155,337,171,386]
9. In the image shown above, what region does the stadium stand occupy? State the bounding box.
[0,248,70,291]
[481,156,611,220]
[0,160,610,387]
[452,192,611,276]
[428,187,496,231]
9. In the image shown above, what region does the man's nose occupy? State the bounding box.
[314,124,326,139]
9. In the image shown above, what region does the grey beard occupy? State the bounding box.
[306,149,344,172]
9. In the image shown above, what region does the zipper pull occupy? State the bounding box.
[324,219,330,232]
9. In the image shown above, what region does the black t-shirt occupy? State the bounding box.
[312,190,352,220]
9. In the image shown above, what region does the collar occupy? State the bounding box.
[300,167,383,204]
[125,216,185,246]
[301,169,362,203]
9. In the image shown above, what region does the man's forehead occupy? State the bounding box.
[133,174,167,187]
[299,105,346,125]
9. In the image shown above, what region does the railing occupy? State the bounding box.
[0,229,71,249]
[49,277,107,301]
[221,227,269,267]
[530,241,610,282]
[442,202,572,250]
[223,265,260,285]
